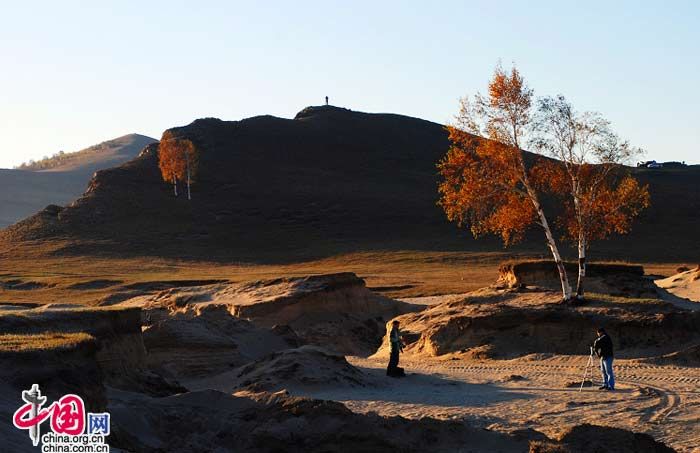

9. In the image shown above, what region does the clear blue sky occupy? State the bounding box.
[1,0,698,168]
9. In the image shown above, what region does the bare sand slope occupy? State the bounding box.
[118,273,420,356]
[656,267,700,304]
[185,345,378,394]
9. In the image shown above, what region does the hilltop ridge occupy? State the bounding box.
[2,107,698,263]
[14,133,157,172]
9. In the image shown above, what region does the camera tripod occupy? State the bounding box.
[579,347,596,392]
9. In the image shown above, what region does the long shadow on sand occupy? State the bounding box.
[654,287,700,311]
[297,365,532,409]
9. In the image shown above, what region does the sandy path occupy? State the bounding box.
[299,356,700,453]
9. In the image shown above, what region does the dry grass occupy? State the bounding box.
[0,240,519,303]
[0,332,94,352]
[0,240,689,306]
[585,293,669,308]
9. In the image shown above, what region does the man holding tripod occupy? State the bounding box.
[593,327,615,391]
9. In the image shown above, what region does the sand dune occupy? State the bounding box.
[656,267,700,303]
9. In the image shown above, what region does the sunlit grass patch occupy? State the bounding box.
[583,292,669,309]
[0,332,95,353]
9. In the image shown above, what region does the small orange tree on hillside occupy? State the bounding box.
[438,65,573,301]
[531,95,650,299]
[158,139,185,197]
[158,133,198,200]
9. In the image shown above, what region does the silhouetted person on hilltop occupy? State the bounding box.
[386,320,406,377]
[593,327,615,390]
[325,96,329,106]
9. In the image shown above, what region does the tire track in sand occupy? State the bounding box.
[351,357,698,426]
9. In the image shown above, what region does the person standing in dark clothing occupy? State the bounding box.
[386,320,405,377]
[593,327,615,390]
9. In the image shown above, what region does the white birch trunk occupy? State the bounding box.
[172,176,178,197]
[519,156,572,302]
[537,206,572,301]
[571,180,584,300]
[186,154,192,201]
[576,236,586,299]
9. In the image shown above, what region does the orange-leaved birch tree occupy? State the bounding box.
[158,133,198,200]
[531,95,650,299]
[438,65,573,301]
[158,139,184,197]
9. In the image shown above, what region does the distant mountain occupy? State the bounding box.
[2,107,698,263]
[0,134,157,227]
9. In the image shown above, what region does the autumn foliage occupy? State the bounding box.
[438,65,651,301]
[534,162,650,243]
[158,133,198,199]
[438,129,538,245]
[438,67,548,244]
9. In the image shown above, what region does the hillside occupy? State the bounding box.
[0,134,157,227]
[2,107,698,263]
[14,134,156,172]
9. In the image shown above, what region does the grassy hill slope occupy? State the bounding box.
[0,134,157,227]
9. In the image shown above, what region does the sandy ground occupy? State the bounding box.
[319,356,700,453]
[178,284,700,452]
[399,292,473,305]
[185,351,700,452]
[4,270,699,451]
[657,269,700,306]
